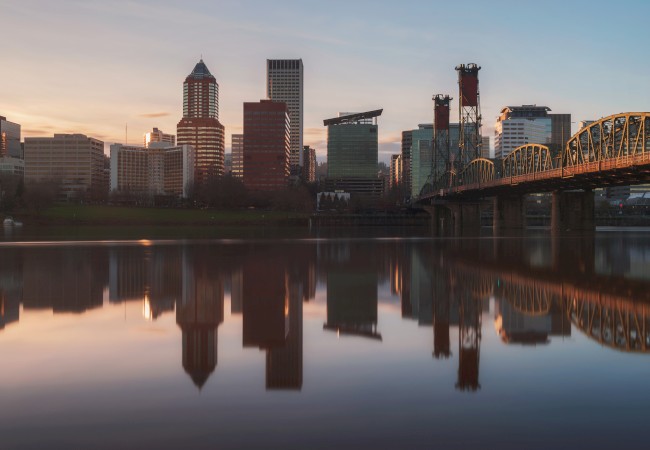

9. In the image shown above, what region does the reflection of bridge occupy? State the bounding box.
[419,237,650,392]
[420,113,650,235]
[436,242,650,354]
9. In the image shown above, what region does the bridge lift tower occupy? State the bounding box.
[433,94,452,187]
[456,63,482,169]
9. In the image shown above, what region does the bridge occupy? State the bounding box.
[419,113,650,235]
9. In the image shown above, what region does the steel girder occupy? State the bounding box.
[562,113,650,167]
[458,158,495,186]
[503,144,554,177]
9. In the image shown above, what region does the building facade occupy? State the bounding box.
[302,145,316,183]
[231,133,244,179]
[267,59,303,171]
[389,154,402,189]
[409,124,433,198]
[401,130,412,193]
[24,134,106,200]
[0,116,21,159]
[144,127,175,148]
[109,144,195,198]
[494,105,552,160]
[0,157,24,177]
[177,59,225,183]
[324,110,383,197]
[243,100,290,191]
[549,113,572,150]
[481,136,490,159]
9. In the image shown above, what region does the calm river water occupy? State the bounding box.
[1,229,649,449]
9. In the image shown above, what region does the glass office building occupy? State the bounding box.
[324,110,383,197]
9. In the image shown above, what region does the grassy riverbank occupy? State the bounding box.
[16,205,309,226]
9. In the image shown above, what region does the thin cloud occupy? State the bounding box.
[140,112,171,118]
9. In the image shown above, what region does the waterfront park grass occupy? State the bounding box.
[34,204,309,226]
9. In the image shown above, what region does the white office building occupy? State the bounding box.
[494,106,552,160]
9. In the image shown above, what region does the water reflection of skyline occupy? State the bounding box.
[2,235,650,391]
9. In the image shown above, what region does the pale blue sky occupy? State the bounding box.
[2,0,648,161]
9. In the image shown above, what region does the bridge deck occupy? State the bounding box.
[424,152,650,200]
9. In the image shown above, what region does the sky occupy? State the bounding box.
[2,0,649,163]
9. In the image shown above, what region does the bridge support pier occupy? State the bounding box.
[424,203,481,237]
[493,195,525,234]
[450,203,481,237]
[551,190,595,234]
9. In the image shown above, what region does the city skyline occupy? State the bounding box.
[2,0,649,163]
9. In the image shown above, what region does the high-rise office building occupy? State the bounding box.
[495,105,551,154]
[109,143,195,198]
[267,59,303,171]
[0,157,24,177]
[324,110,383,196]
[243,100,290,191]
[390,154,402,188]
[409,124,433,198]
[302,145,316,183]
[549,113,572,150]
[231,134,244,179]
[481,136,490,159]
[0,116,21,159]
[177,59,225,184]
[24,134,106,200]
[494,105,552,159]
[401,130,413,193]
[144,127,175,148]
[407,122,468,197]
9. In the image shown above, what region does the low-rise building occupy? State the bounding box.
[24,134,106,200]
[110,143,195,198]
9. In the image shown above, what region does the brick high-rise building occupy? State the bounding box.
[243,100,290,191]
[267,59,303,171]
[177,59,225,184]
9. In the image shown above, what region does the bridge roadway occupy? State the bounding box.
[418,112,650,235]
[429,151,650,199]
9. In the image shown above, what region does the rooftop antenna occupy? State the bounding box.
[125,123,128,145]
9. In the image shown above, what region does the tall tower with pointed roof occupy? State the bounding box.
[177,59,225,182]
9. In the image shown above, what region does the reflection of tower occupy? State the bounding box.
[432,273,451,359]
[109,247,147,303]
[324,269,380,340]
[23,248,107,313]
[0,249,22,330]
[456,292,482,391]
[147,247,182,320]
[231,268,243,314]
[266,276,303,390]
[410,249,432,325]
[242,261,288,348]
[399,256,412,319]
[456,63,481,169]
[433,94,452,183]
[302,261,316,302]
[176,250,224,389]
